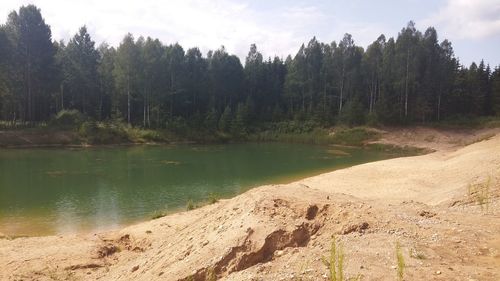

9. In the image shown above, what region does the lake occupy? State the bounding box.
[0,143,396,236]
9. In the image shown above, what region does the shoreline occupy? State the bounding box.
[0,143,408,238]
[1,127,499,280]
[0,127,495,239]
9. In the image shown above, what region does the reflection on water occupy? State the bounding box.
[55,196,79,234]
[0,143,395,236]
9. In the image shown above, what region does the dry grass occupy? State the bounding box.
[468,176,493,213]
[396,241,405,281]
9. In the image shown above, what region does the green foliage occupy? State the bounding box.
[186,199,198,211]
[218,106,232,132]
[4,5,57,122]
[0,5,499,133]
[339,98,365,126]
[207,193,219,204]
[265,120,320,134]
[250,130,331,145]
[204,108,219,131]
[231,103,249,137]
[78,121,127,144]
[0,120,47,130]
[166,117,189,135]
[365,112,379,127]
[77,120,167,144]
[50,110,85,129]
[62,26,100,117]
[249,125,380,146]
[151,211,167,220]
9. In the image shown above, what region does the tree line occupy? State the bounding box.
[0,5,499,132]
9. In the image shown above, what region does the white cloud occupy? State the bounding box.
[422,0,500,40]
[0,0,326,62]
[326,22,392,49]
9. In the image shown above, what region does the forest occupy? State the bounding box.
[0,5,499,135]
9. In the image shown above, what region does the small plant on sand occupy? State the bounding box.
[186,199,199,211]
[208,193,219,204]
[206,267,216,281]
[151,211,167,220]
[409,247,426,260]
[395,241,405,281]
[468,176,491,212]
[322,236,344,281]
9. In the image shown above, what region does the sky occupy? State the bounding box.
[1,0,499,66]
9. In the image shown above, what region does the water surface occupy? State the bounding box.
[0,143,395,236]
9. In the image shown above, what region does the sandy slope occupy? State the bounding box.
[1,129,499,281]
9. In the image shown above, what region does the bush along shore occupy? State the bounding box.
[0,109,390,148]
[0,109,496,156]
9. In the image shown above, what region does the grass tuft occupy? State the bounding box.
[207,193,219,204]
[396,241,405,281]
[468,176,492,213]
[151,211,167,220]
[322,236,345,281]
[186,199,199,211]
[206,267,216,281]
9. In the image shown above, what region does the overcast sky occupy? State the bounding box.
[1,0,499,66]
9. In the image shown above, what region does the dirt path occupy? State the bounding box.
[0,128,499,281]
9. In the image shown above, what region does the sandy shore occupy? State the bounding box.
[1,127,499,280]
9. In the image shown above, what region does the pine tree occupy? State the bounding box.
[218,106,232,132]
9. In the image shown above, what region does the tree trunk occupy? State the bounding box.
[437,93,441,121]
[127,71,131,124]
[143,85,146,127]
[339,71,345,115]
[27,53,32,122]
[98,83,103,120]
[323,81,327,115]
[143,102,146,127]
[61,84,64,110]
[301,86,305,111]
[369,74,375,114]
[156,105,160,128]
[147,85,151,128]
[404,48,410,118]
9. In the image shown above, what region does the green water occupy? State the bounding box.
[0,143,394,236]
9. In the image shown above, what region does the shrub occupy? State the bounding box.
[78,121,130,144]
[207,193,219,204]
[166,116,189,135]
[79,121,98,137]
[218,106,232,132]
[138,129,163,142]
[186,199,197,211]
[151,211,167,220]
[50,110,84,129]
